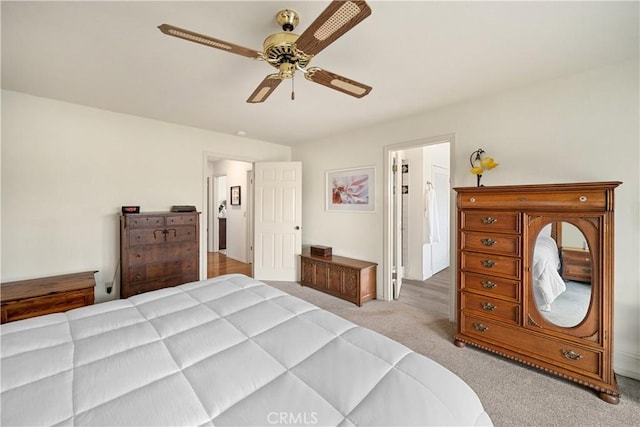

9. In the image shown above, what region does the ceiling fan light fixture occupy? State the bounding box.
[314,1,363,41]
[158,1,373,103]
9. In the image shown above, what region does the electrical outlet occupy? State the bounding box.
[105,281,113,294]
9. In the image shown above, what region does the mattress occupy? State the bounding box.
[1,274,492,426]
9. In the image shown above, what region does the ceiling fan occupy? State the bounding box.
[158,0,372,103]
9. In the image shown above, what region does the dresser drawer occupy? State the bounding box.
[129,260,197,283]
[461,313,601,376]
[460,272,520,301]
[461,293,519,324]
[458,190,606,211]
[461,231,520,256]
[460,211,520,233]
[166,215,198,226]
[128,242,197,265]
[460,252,521,280]
[129,226,197,246]
[124,273,198,297]
[125,216,165,228]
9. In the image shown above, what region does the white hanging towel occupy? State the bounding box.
[423,181,440,243]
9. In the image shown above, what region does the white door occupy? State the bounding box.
[393,153,404,299]
[253,162,302,281]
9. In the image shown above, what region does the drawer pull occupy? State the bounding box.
[481,238,497,246]
[153,228,177,241]
[583,268,592,274]
[481,280,497,289]
[481,259,496,268]
[579,196,588,202]
[481,302,497,311]
[561,349,583,361]
[473,323,489,332]
[481,217,497,224]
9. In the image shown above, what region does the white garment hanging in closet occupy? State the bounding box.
[423,181,440,243]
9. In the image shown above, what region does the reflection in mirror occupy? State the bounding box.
[533,222,591,327]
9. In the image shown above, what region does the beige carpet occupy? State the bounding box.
[265,281,640,427]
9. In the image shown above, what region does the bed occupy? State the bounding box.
[532,234,566,312]
[1,274,492,426]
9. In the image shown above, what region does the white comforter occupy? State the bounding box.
[1,274,492,426]
[533,236,566,311]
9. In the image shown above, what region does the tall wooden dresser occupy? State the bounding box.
[454,182,621,403]
[120,212,199,298]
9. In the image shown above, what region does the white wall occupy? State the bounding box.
[292,59,639,379]
[1,90,290,302]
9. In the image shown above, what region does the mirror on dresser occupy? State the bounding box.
[526,215,603,339]
[532,221,592,327]
[454,181,621,404]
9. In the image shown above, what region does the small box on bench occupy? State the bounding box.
[310,245,332,257]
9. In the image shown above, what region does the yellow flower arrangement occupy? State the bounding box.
[469,149,498,186]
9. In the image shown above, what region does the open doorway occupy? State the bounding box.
[384,134,455,321]
[207,159,253,278]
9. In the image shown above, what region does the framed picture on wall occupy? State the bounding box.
[230,186,241,206]
[326,166,375,212]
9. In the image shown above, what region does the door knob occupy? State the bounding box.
[295,226,300,230]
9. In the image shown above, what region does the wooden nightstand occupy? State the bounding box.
[561,247,592,282]
[1,271,97,324]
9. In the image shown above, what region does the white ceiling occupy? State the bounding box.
[2,1,638,146]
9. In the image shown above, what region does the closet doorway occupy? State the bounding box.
[384,134,454,320]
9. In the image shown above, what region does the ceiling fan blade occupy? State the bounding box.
[158,24,262,59]
[247,74,283,103]
[295,0,371,56]
[304,68,372,98]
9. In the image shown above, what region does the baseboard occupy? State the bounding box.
[614,350,640,380]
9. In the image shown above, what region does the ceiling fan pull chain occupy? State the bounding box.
[291,76,295,101]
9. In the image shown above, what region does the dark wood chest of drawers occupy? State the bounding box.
[300,253,376,306]
[120,212,199,298]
